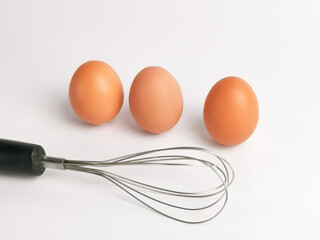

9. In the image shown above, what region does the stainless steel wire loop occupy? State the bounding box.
[45,147,234,224]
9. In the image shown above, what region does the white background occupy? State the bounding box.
[0,0,319,239]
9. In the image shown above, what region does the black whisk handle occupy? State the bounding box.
[0,139,46,176]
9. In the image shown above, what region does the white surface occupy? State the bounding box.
[0,0,319,239]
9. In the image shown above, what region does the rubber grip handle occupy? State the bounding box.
[0,139,46,176]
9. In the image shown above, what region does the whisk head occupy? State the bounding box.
[61,147,234,224]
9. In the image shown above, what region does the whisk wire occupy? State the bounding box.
[60,147,234,224]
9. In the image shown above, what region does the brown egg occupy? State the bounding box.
[203,76,259,146]
[69,61,124,125]
[129,66,183,134]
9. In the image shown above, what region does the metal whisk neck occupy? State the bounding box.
[41,156,66,170]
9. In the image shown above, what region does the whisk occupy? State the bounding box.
[0,139,234,224]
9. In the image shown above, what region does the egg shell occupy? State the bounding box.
[203,76,259,146]
[69,61,124,125]
[129,66,183,134]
